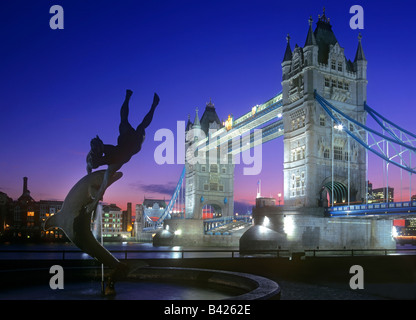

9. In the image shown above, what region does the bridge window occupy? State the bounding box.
[219,185,224,192]
[201,166,206,172]
[320,115,326,126]
[210,164,218,173]
[222,167,226,174]
[296,149,301,161]
[210,183,218,191]
[331,60,336,70]
[324,148,330,159]
[344,82,349,90]
[204,184,209,191]
[338,80,343,89]
[325,77,330,87]
[334,146,343,160]
[345,151,349,161]
[331,79,336,88]
[338,62,343,72]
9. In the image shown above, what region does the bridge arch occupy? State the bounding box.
[201,201,223,219]
[319,178,349,207]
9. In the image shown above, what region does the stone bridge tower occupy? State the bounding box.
[281,10,367,207]
[184,100,234,219]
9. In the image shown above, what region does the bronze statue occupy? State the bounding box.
[44,90,159,295]
[86,90,159,214]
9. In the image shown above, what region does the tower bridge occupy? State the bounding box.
[148,10,416,250]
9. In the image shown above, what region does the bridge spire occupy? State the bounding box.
[354,32,366,61]
[192,107,201,128]
[304,16,317,46]
[282,34,292,62]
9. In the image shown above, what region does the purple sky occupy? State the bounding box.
[1,1,415,211]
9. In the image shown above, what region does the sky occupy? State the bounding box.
[1,0,416,211]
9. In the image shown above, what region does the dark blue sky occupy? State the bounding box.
[1,0,415,209]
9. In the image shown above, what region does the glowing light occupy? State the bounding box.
[174,229,182,236]
[392,226,398,238]
[263,216,270,227]
[283,215,295,237]
[277,113,282,118]
[225,115,233,131]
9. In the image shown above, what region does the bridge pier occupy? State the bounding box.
[240,205,396,252]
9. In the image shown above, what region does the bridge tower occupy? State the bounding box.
[281,10,367,207]
[184,100,234,219]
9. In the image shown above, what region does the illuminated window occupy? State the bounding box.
[27,211,34,217]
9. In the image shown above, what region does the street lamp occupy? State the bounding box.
[278,193,282,206]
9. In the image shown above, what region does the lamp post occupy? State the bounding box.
[278,193,282,206]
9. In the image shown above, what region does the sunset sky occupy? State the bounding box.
[1,0,415,211]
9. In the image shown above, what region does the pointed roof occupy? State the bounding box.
[282,34,292,62]
[304,16,317,46]
[354,33,366,61]
[186,114,193,131]
[313,8,338,64]
[192,107,201,129]
[200,99,222,135]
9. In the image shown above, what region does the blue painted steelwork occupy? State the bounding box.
[143,166,186,230]
[365,103,416,143]
[314,91,416,174]
[326,200,416,217]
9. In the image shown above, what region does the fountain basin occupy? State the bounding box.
[0,266,280,300]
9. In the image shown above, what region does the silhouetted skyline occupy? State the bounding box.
[1,1,415,210]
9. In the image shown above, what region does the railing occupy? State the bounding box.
[327,200,416,217]
[0,247,415,261]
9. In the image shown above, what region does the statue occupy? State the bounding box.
[44,90,159,295]
[86,89,159,214]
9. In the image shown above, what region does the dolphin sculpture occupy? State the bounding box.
[44,170,129,279]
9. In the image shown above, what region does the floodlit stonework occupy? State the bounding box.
[282,13,367,207]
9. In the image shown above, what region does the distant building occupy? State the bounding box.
[11,177,40,240]
[142,198,167,221]
[0,192,13,236]
[134,199,167,235]
[39,200,65,241]
[367,181,394,203]
[122,202,133,234]
[101,203,124,239]
[255,197,276,208]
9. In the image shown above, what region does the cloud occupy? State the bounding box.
[129,181,177,197]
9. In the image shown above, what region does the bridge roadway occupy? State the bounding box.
[327,200,416,217]
[195,92,283,155]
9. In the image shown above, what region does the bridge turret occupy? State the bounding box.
[281,9,367,208]
[354,33,368,105]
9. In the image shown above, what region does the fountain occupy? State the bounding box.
[13,90,282,300]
